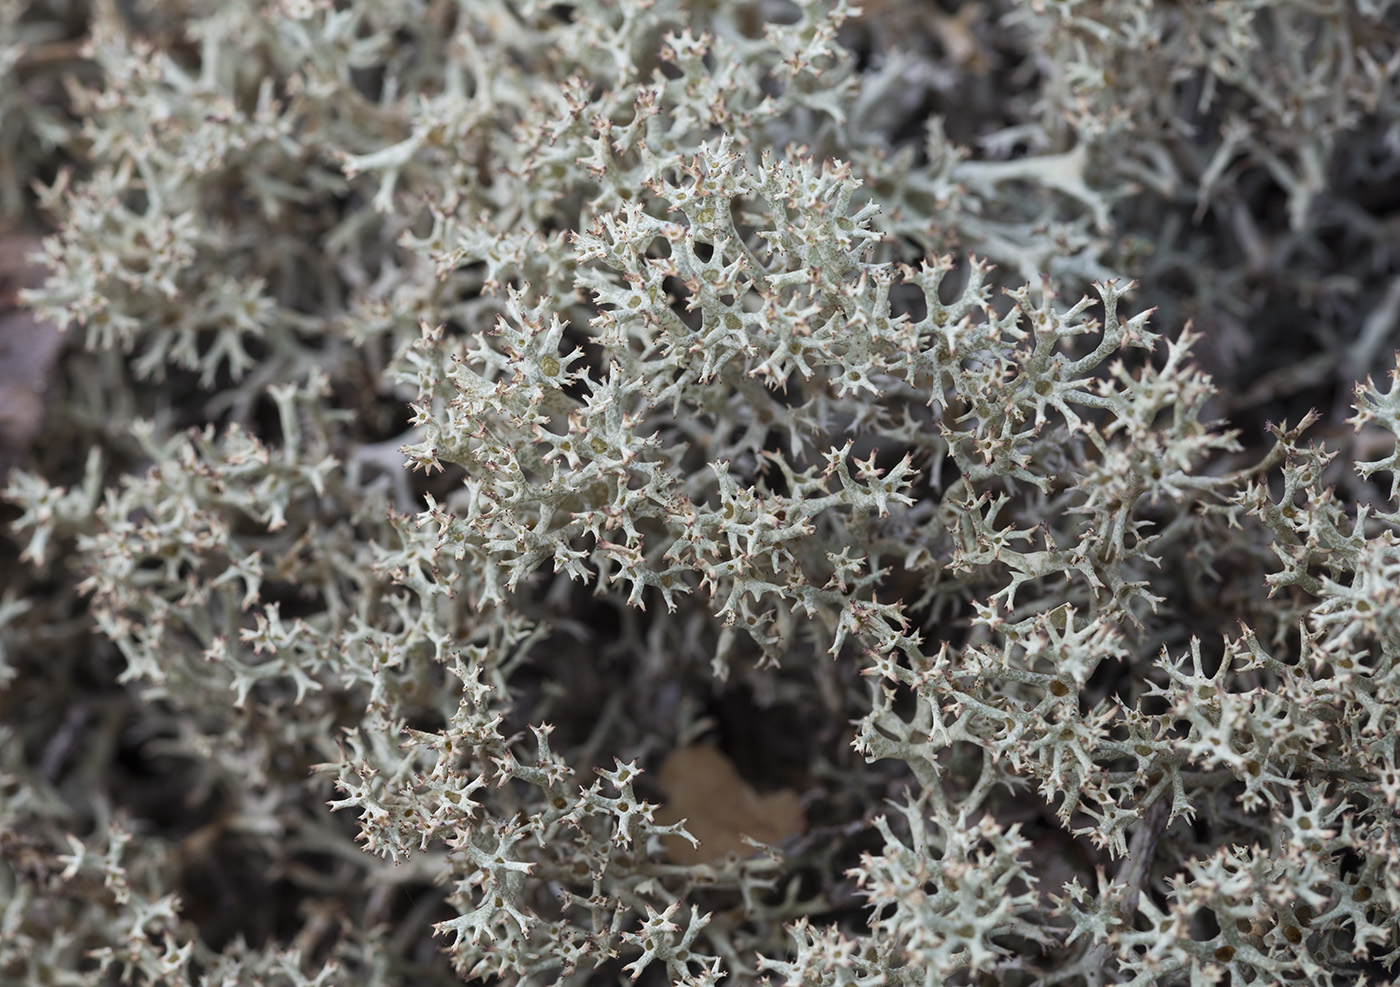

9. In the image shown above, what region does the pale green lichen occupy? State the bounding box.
[3,1,1400,985]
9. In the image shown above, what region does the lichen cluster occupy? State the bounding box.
[3,1,1400,985]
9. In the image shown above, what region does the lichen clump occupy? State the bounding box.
[3,1,1400,985]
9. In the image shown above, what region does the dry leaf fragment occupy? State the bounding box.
[0,234,61,476]
[655,745,806,865]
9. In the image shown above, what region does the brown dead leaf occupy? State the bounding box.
[0,233,60,477]
[655,745,806,866]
